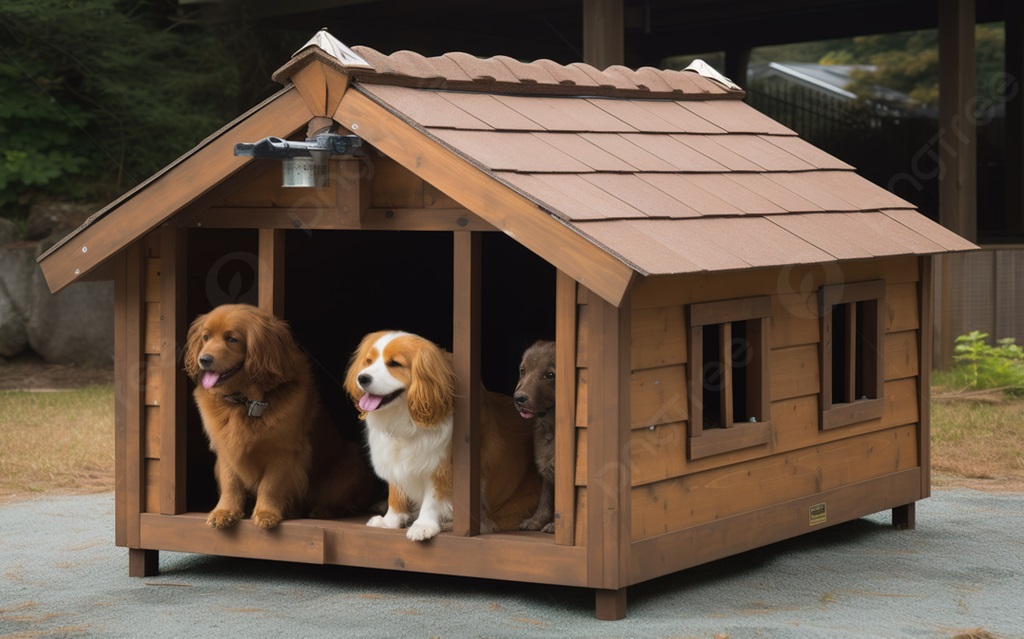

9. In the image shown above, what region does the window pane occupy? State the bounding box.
[831,303,850,403]
[702,323,723,428]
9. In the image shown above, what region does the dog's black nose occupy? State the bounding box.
[514,392,527,405]
[357,373,372,387]
[198,354,214,368]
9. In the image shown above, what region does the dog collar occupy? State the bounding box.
[222,393,268,418]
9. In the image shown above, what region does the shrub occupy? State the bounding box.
[949,330,1024,396]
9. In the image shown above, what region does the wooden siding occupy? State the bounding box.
[570,257,924,544]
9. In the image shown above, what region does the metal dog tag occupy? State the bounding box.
[247,400,268,418]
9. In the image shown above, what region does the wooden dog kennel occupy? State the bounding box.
[37,31,976,619]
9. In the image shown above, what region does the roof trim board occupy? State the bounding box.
[38,87,313,293]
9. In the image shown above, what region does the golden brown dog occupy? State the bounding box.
[513,340,557,533]
[344,331,540,541]
[184,304,376,530]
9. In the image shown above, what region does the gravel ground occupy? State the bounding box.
[1,489,1022,639]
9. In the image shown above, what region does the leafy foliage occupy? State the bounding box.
[822,25,1006,110]
[949,331,1024,396]
[0,0,245,217]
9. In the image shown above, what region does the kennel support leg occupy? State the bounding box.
[595,587,627,620]
[128,548,159,577]
[892,502,916,530]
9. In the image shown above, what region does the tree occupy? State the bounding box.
[819,24,1005,109]
[0,0,245,218]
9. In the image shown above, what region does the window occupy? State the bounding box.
[819,280,885,430]
[687,296,772,460]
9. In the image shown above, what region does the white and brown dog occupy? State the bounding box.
[344,331,539,541]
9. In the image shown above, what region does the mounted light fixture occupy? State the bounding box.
[233,133,363,188]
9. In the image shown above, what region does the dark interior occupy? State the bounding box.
[183,227,556,512]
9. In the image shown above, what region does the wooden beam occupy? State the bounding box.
[333,87,636,307]
[919,256,934,498]
[938,0,977,243]
[159,225,187,515]
[258,229,286,318]
[554,271,578,546]
[585,289,631,592]
[452,231,482,536]
[583,0,624,69]
[113,250,128,548]
[724,47,751,91]
[188,207,496,232]
[124,241,146,547]
[629,468,923,585]
[1006,7,1024,237]
[39,87,313,293]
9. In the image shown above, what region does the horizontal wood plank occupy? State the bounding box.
[576,376,921,487]
[630,423,920,541]
[631,257,919,310]
[886,282,920,332]
[325,526,587,587]
[140,512,325,564]
[631,305,686,370]
[884,329,920,380]
[629,468,923,585]
[769,343,820,401]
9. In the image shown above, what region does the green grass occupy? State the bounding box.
[0,385,115,498]
[930,397,1024,481]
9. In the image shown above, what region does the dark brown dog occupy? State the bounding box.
[513,340,557,533]
[184,304,376,530]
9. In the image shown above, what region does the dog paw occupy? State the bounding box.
[406,520,441,541]
[206,509,242,529]
[519,517,544,531]
[252,509,283,529]
[540,522,555,534]
[367,512,409,529]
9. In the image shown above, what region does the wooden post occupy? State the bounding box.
[554,271,578,546]
[258,229,286,318]
[583,0,624,69]
[124,240,158,576]
[159,224,187,515]
[938,0,977,243]
[113,250,128,548]
[452,231,482,536]
[585,289,631,620]
[724,47,751,91]
[919,256,934,499]
[1006,7,1024,237]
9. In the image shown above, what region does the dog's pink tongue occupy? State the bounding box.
[519,410,535,419]
[201,371,220,390]
[359,393,384,412]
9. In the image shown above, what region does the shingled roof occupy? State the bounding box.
[38,29,975,300]
[306,32,973,276]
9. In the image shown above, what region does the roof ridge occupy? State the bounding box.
[272,29,744,100]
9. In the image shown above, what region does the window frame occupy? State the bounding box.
[819,280,886,430]
[686,295,772,460]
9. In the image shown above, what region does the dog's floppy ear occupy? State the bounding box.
[241,307,293,391]
[182,312,208,382]
[407,338,456,427]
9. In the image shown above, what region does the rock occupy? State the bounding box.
[0,217,16,245]
[26,274,114,368]
[25,201,94,242]
[0,244,38,358]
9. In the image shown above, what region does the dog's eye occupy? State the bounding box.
[386,360,401,368]
[544,371,555,381]
[226,336,238,344]
[519,367,525,377]
[202,334,210,342]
